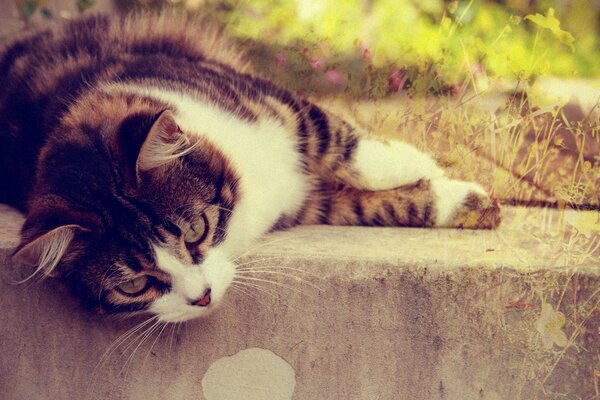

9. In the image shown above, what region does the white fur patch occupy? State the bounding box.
[149,245,234,322]
[431,178,486,227]
[353,139,444,190]
[103,83,310,257]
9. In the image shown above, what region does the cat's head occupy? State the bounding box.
[12,97,240,322]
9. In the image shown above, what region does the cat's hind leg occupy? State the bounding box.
[347,138,445,191]
[294,102,444,191]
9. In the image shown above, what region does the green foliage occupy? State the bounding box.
[16,0,43,19]
[15,0,95,22]
[76,0,96,13]
[10,0,600,96]
[218,0,600,91]
[525,8,574,50]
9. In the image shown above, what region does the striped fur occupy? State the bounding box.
[1,13,500,320]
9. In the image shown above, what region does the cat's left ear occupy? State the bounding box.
[12,224,84,280]
[136,110,192,175]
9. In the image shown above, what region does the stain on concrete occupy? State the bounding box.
[201,348,296,400]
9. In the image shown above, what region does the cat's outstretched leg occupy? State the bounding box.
[294,103,444,190]
[294,179,501,229]
[338,138,446,191]
[292,101,501,228]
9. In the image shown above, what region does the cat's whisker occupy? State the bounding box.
[142,322,169,368]
[94,316,158,370]
[183,320,190,339]
[235,264,330,291]
[168,322,178,353]
[120,319,163,377]
[233,257,279,269]
[87,316,158,398]
[237,276,306,295]
[232,234,313,262]
[233,276,305,295]
[219,298,241,315]
[228,285,245,296]
[117,320,160,368]
[229,284,259,300]
[126,318,163,353]
[177,322,184,342]
[231,280,280,299]
[235,264,326,281]
[234,269,323,291]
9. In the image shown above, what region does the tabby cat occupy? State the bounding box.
[0,13,500,322]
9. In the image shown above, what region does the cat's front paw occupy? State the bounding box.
[431,178,501,229]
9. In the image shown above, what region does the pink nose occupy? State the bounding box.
[191,289,211,307]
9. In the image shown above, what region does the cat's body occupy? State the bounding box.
[0,13,500,322]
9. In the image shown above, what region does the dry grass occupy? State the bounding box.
[322,85,599,210]
[322,87,600,399]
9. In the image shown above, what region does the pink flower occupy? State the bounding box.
[451,84,465,96]
[275,52,288,67]
[360,44,371,61]
[309,59,323,70]
[470,63,484,76]
[388,69,406,92]
[325,69,343,85]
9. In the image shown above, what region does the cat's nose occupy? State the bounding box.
[190,288,211,307]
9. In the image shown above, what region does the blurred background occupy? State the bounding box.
[2,0,600,95]
[1,0,599,210]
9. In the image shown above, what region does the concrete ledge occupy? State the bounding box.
[0,205,598,400]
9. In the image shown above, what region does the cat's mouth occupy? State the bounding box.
[191,288,212,307]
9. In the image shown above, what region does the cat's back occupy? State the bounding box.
[0,12,246,85]
[0,12,247,124]
[0,12,247,209]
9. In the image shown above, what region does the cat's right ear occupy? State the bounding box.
[12,224,82,280]
[136,110,192,175]
[116,110,193,186]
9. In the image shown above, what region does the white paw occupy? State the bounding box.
[431,178,487,227]
[353,139,444,190]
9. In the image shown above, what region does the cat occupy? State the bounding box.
[0,12,500,322]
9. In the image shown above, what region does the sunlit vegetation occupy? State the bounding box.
[221,0,599,92]
[11,1,600,94]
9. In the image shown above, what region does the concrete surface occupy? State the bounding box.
[0,204,598,400]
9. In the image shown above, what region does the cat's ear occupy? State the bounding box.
[136,110,192,174]
[12,224,83,280]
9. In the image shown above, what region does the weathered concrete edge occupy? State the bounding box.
[1,204,598,277]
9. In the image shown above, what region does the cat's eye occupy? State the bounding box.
[116,276,150,296]
[183,216,208,244]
